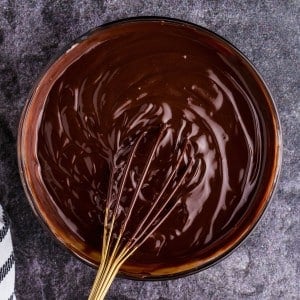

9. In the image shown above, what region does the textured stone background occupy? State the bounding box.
[0,1,299,299]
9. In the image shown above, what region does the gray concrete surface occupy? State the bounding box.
[0,1,299,299]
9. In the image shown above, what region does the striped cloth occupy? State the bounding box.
[0,205,15,300]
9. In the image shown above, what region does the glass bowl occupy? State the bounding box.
[17,17,282,280]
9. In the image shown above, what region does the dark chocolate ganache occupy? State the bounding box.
[35,20,265,273]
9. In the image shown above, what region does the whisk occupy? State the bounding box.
[89,124,193,300]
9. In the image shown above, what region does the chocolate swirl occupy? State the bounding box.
[36,20,263,271]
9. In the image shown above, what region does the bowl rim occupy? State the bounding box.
[17,16,282,281]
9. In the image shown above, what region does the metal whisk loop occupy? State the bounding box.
[89,125,193,300]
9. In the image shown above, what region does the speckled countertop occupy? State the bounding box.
[0,1,299,299]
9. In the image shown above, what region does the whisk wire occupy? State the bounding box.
[97,128,164,282]
[89,125,193,300]
[126,139,190,246]
[90,133,146,297]
[127,158,193,252]
[119,124,168,237]
[101,133,145,265]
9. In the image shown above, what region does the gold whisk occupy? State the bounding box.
[89,124,193,300]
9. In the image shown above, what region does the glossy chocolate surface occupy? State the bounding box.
[20,20,279,277]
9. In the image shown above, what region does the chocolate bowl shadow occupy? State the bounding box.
[17,17,282,280]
